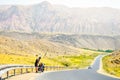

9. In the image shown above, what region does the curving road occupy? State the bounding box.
[36,55,120,80]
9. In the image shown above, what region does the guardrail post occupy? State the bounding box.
[46,66,47,71]
[14,69,16,76]
[7,71,9,79]
[0,77,2,80]
[58,66,59,70]
[32,68,33,72]
[21,68,23,74]
[26,68,28,73]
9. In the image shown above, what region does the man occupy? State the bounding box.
[35,56,41,73]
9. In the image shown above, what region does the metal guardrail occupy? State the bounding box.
[0,65,34,80]
[0,64,78,80]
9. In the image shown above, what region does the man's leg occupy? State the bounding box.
[35,67,38,73]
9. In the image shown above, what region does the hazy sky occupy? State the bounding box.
[0,0,120,8]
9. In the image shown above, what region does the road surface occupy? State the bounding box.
[36,55,120,80]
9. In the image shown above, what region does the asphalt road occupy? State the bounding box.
[36,55,120,80]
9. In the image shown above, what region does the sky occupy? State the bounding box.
[0,0,120,8]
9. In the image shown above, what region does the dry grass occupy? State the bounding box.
[103,50,120,77]
[0,36,82,57]
[0,35,101,67]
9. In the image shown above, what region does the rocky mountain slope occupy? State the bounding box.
[0,32,120,50]
[0,33,83,56]
[0,1,120,35]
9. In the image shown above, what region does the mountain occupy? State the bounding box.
[0,34,82,56]
[0,1,120,35]
[0,32,120,50]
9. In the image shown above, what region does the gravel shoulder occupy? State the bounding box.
[6,73,39,80]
